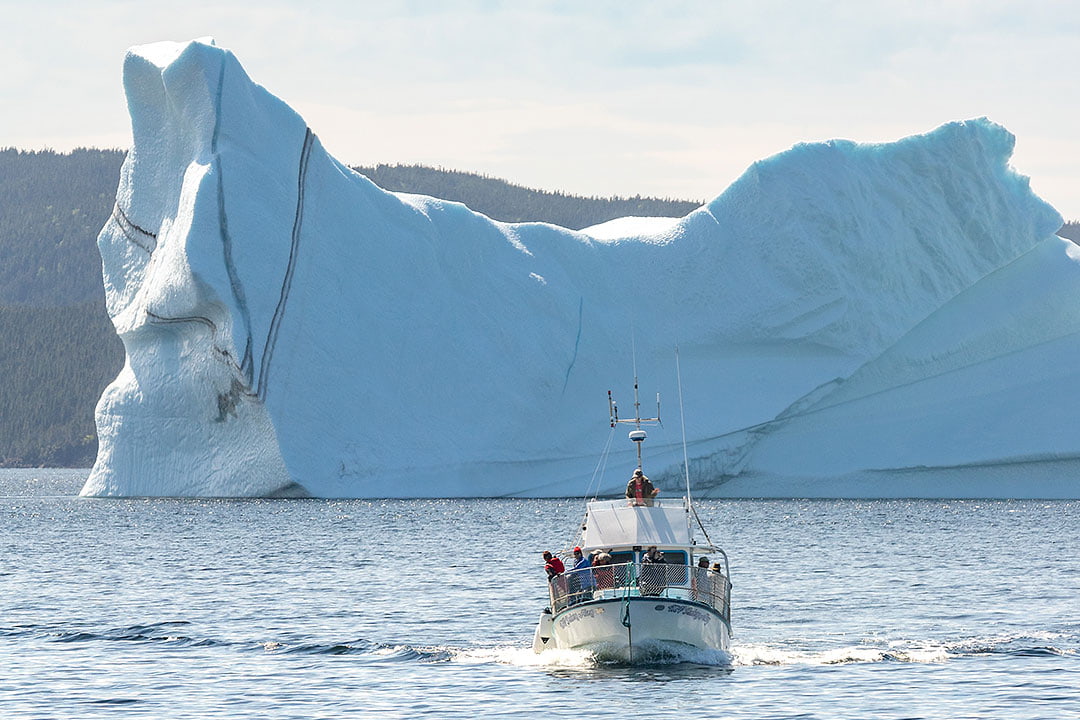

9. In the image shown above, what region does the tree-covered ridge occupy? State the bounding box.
[0,148,124,306]
[0,301,123,467]
[352,163,702,230]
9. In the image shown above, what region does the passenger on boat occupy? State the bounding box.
[710,563,728,609]
[592,550,614,590]
[542,551,564,578]
[692,557,710,602]
[640,546,665,596]
[625,468,659,506]
[568,546,596,605]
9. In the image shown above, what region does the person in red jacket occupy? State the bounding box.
[542,550,565,578]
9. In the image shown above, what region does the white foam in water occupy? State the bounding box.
[635,644,734,667]
[83,38,1079,499]
[732,643,950,666]
[453,646,598,668]
[453,643,731,668]
[947,630,1077,656]
[457,641,947,668]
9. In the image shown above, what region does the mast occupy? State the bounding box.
[609,374,660,472]
[675,345,692,508]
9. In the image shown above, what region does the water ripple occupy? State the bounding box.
[4,486,1080,719]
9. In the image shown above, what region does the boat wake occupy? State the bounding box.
[10,622,1074,669]
[21,621,230,649]
[946,631,1078,658]
[453,646,598,668]
[733,643,950,666]
[458,641,736,668]
[731,631,1078,666]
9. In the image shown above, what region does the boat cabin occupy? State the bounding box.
[547,498,731,623]
[581,497,692,552]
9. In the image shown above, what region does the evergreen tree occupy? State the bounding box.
[0,148,124,305]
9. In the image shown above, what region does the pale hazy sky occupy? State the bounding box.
[3,1,1078,219]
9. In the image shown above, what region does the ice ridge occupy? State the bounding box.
[83,38,1075,498]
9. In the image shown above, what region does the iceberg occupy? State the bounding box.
[83,38,1077,499]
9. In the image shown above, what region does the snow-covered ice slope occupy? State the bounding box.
[83,38,1076,498]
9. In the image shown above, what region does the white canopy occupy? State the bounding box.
[581,499,692,550]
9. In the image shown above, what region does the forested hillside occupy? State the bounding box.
[0,149,125,467]
[352,164,702,229]
[0,302,123,466]
[0,148,125,306]
[0,149,701,467]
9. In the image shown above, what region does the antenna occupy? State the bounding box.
[675,345,693,509]
[611,346,661,472]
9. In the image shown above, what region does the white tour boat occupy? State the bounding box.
[532,369,732,662]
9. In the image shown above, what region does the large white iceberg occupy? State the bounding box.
[83,38,1077,499]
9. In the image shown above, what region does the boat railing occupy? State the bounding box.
[549,562,731,623]
[586,498,686,511]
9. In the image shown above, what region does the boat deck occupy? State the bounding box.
[549,561,731,623]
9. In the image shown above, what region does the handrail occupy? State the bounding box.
[548,562,731,623]
[713,548,731,579]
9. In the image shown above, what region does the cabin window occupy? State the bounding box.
[662,551,688,584]
[608,551,635,565]
[663,550,688,565]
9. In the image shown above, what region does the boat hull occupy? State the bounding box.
[546,597,730,661]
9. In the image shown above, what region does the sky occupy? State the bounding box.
[3,0,1078,219]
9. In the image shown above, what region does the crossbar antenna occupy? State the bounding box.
[675,344,692,510]
[609,375,661,472]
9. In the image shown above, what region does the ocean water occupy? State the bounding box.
[1,468,1077,719]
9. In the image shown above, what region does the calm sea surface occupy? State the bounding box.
[1,468,1077,719]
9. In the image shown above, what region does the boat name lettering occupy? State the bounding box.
[558,607,605,628]
[662,604,711,623]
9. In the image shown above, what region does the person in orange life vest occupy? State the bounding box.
[625,468,658,506]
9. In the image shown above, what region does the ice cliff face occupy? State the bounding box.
[83,38,1075,498]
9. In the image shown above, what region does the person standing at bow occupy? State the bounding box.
[625,468,658,506]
